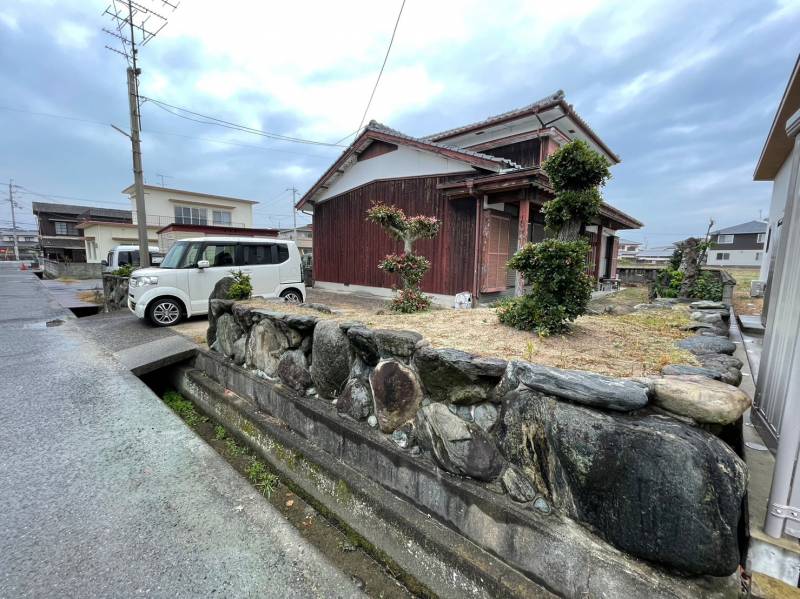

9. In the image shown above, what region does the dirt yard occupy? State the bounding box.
[725,267,762,316]
[176,287,697,378]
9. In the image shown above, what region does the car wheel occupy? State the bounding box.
[280,289,303,304]
[147,298,183,327]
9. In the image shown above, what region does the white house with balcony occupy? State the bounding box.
[82,185,262,262]
[277,224,312,256]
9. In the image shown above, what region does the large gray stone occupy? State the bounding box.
[497,388,747,576]
[276,349,313,393]
[414,347,507,405]
[370,359,423,433]
[373,329,423,360]
[416,403,505,482]
[498,361,649,412]
[472,402,499,433]
[336,378,372,421]
[207,298,235,346]
[346,327,380,366]
[691,311,724,325]
[690,300,726,310]
[282,314,318,334]
[309,320,352,399]
[210,276,235,300]
[216,313,243,358]
[676,335,736,355]
[232,336,246,365]
[661,364,722,380]
[245,318,292,376]
[649,375,751,425]
[500,464,537,503]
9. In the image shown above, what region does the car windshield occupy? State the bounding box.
[159,242,188,269]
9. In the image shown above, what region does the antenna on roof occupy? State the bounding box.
[156,173,172,187]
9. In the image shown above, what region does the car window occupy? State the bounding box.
[118,251,133,266]
[238,243,289,265]
[201,244,237,267]
[178,242,204,268]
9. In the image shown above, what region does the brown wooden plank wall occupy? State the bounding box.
[313,176,477,295]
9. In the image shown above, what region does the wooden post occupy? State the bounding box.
[593,224,604,281]
[515,198,530,296]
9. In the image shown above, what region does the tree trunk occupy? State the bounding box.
[403,238,413,253]
[557,218,582,242]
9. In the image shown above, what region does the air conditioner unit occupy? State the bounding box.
[751,280,766,298]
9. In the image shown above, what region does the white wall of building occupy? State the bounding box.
[129,187,255,228]
[760,157,793,280]
[82,223,159,263]
[706,249,764,267]
[317,145,476,203]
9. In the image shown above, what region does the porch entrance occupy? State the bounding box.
[480,212,512,293]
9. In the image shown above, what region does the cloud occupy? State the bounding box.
[55,21,93,49]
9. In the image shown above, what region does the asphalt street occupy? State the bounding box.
[0,263,361,598]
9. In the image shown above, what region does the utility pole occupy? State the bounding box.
[103,0,177,268]
[287,187,298,239]
[8,179,19,261]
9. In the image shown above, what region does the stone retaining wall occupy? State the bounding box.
[205,295,749,587]
[102,275,129,312]
[42,259,103,279]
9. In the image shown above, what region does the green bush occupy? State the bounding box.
[226,270,253,300]
[654,268,722,301]
[499,239,594,335]
[691,272,723,302]
[113,264,135,277]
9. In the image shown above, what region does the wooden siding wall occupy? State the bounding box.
[484,138,541,167]
[313,177,477,295]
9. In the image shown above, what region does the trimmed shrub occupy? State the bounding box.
[226,270,253,300]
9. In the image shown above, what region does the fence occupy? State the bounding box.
[43,259,103,280]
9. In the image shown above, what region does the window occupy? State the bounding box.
[200,243,237,267]
[178,242,204,268]
[716,252,730,260]
[238,243,289,265]
[717,234,734,244]
[54,221,77,236]
[757,233,765,244]
[212,210,232,225]
[174,206,208,225]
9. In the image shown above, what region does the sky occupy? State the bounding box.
[1,0,798,243]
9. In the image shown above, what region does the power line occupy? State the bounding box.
[343,0,406,145]
[142,96,348,148]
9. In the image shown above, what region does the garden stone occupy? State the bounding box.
[416,403,505,482]
[497,388,747,576]
[216,313,243,358]
[472,402,499,432]
[336,378,372,421]
[676,335,736,355]
[232,336,247,365]
[695,353,743,370]
[690,300,726,310]
[499,361,649,412]
[532,497,551,514]
[681,321,723,332]
[374,329,423,360]
[276,349,313,393]
[282,314,318,334]
[661,364,723,381]
[367,415,378,428]
[300,335,312,354]
[501,464,537,503]
[210,276,235,300]
[391,423,415,449]
[448,404,473,421]
[346,327,380,366]
[338,320,365,332]
[207,298,235,346]
[691,311,723,324]
[414,347,506,404]
[246,318,292,376]
[649,375,751,425]
[370,359,424,433]
[309,320,352,398]
[633,303,667,311]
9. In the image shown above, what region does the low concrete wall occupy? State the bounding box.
[617,265,661,285]
[43,259,103,280]
[102,275,129,312]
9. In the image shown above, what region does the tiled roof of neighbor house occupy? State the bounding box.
[711,220,768,235]
[31,201,131,219]
[365,121,523,169]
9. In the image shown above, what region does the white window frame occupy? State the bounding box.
[174,206,208,226]
[717,234,734,244]
[212,210,232,225]
[757,233,766,244]
[716,252,730,261]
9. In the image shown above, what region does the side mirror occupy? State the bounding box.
[197,259,210,269]
[101,260,108,266]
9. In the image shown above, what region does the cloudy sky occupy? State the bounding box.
[1,0,798,243]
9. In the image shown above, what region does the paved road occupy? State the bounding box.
[0,263,361,598]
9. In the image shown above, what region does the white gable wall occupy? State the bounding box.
[316,145,478,203]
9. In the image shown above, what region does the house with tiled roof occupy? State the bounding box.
[297,91,642,303]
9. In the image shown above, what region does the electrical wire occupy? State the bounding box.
[341,0,406,145]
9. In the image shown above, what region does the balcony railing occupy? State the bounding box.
[132,214,245,228]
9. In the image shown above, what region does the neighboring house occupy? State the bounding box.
[617,238,642,259]
[31,202,131,262]
[0,228,39,260]
[705,220,767,267]
[634,245,675,264]
[297,91,642,303]
[748,53,800,581]
[277,224,313,256]
[80,185,263,262]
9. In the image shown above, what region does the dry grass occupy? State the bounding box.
[726,267,763,316]
[237,292,697,378]
[77,289,103,304]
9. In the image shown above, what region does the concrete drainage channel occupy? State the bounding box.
[138,365,419,599]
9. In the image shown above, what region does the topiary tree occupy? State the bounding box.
[498,140,610,335]
[366,203,440,313]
